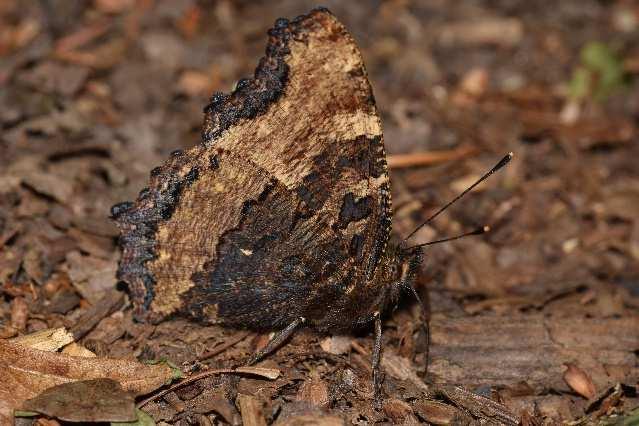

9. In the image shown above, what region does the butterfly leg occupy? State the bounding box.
[372,311,383,409]
[247,316,306,365]
[424,318,431,372]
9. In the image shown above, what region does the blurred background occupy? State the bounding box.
[1,0,638,423]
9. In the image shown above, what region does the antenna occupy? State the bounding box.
[403,152,513,242]
[408,226,489,249]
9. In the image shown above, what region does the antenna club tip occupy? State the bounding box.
[493,152,513,171]
[470,226,489,235]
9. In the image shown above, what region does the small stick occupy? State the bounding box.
[54,20,111,53]
[387,145,477,169]
[137,367,279,408]
[198,331,251,361]
[70,289,125,340]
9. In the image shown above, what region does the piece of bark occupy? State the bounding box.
[10,297,29,331]
[296,375,330,408]
[433,385,519,425]
[237,394,266,426]
[428,314,639,391]
[275,415,345,426]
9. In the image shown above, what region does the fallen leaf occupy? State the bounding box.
[10,328,74,352]
[61,342,96,357]
[23,379,136,422]
[0,339,174,424]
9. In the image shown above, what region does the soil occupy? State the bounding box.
[1,1,638,424]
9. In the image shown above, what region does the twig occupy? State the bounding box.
[387,145,478,169]
[54,20,111,53]
[70,289,125,340]
[137,366,279,408]
[198,331,251,361]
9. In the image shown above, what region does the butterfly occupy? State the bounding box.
[111,7,511,406]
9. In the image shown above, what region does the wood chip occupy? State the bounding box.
[319,335,352,355]
[563,363,597,400]
[10,297,28,331]
[237,394,266,426]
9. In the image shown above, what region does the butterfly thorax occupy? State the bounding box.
[304,244,423,331]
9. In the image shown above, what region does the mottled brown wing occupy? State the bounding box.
[112,8,392,328]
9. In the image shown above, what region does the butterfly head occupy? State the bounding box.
[375,244,424,310]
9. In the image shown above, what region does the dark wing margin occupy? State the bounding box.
[200,8,326,145]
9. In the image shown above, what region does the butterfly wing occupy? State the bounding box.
[113,8,392,329]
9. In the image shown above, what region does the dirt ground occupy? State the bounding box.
[1,1,639,424]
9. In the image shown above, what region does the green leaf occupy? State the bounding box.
[568,66,592,100]
[572,41,626,101]
[622,407,639,426]
[13,410,39,418]
[143,358,184,381]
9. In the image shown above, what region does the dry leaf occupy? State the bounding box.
[23,379,136,422]
[0,339,175,424]
[61,342,96,357]
[10,328,74,352]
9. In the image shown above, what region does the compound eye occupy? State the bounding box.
[390,264,398,277]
